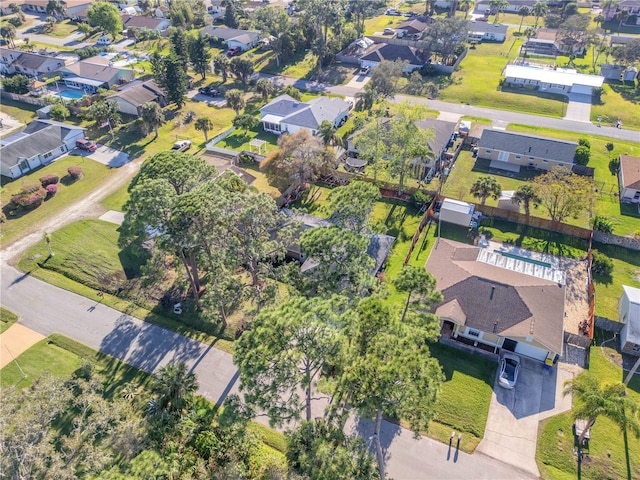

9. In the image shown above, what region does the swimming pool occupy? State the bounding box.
[56,89,85,100]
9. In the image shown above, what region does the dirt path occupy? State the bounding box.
[1,159,141,264]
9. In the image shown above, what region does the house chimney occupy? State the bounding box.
[490,285,496,300]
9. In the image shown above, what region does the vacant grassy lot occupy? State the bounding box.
[591,83,640,131]
[437,30,568,117]
[1,156,117,246]
[44,19,79,38]
[507,124,640,235]
[0,97,39,125]
[363,15,407,35]
[537,343,640,480]
[16,220,235,351]
[0,307,19,334]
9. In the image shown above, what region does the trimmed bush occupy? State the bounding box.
[578,138,591,149]
[45,184,58,197]
[67,165,84,179]
[39,174,60,187]
[574,145,591,166]
[592,251,613,277]
[11,184,47,210]
[592,215,613,234]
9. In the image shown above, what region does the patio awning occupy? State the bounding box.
[261,114,282,124]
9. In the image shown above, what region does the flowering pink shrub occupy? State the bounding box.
[67,165,83,179]
[45,184,58,197]
[39,174,60,187]
[11,184,46,209]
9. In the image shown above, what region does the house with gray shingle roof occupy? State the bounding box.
[259,94,350,136]
[58,57,135,93]
[0,120,86,179]
[428,238,565,363]
[619,154,640,204]
[0,48,65,77]
[107,79,167,116]
[467,21,507,43]
[477,129,578,174]
[200,27,261,51]
[360,43,426,72]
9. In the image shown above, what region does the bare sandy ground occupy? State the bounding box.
[0,323,45,369]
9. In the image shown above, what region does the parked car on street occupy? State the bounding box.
[498,353,521,389]
[385,8,401,15]
[75,138,97,152]
[172,140,192,151]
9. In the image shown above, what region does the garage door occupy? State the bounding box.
[570,84,592,95]
[514,341,548,362]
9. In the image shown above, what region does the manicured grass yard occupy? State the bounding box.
[363,15,407,35]
[0,98,39,125]
[1,156,118,246]
[45,19,80,38]
[591,83,640,132]
[537,344,640,480]
[437,30,568,118]
[101,182,130,211]
[0,307,19,334]
[591,243,640,320]
[216,129,279,153]
[1,337,82,390]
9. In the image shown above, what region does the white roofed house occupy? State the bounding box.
[503,63,604,96]
[259,94,350,137]
[200,27,262,51]
[0,48,65,78]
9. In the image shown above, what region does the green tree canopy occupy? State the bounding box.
[326,180,380,233]
[533,167,594,222]
[87,1,122,39]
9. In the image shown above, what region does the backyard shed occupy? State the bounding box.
[439,199,474,227]
[497,190,519,212]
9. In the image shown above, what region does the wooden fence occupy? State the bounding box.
[1,91,50,107]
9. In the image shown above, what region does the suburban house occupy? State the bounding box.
[106,79,167,116]
[521,28,587,57]
[395,17,432,39]
[428,238,565,363]
[359,43,427,72]
[259,94,350,136]
[502,63,604,96]
[619,285,640,356]
[619,154,640,204]
[477,129,578,173]
[205,0,224,17]
[3,0,91,15]
[200,27,261,51]
[467,22,507,43]
[283,210,396,276]
[604,0,640,23]
[58,56,135,93]
[0,120,86,179]
[121,14,170,32]
[0,48,65,77]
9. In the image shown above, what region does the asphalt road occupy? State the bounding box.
[0,260,536,479]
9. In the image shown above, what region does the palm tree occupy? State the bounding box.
[511,184,540,218]
[531,0,548,28]
[460,0,474,19]
[517,6,530,33]
[470,176,501,205]
[318,120,337,146]
[255,78,273,102]
[616,9,629,34]
[225,89,245,115]
[213,53,230,82]
[355,84,377,114]
[195,117,214,142]
[140,101,164,138]
[488,0,510,23]
[150,362,198,414]
[0,24,16,48]
[564,374,640,480]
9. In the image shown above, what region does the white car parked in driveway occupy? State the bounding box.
[498,353,521,389]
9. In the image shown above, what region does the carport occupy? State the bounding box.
[569,84,594,95]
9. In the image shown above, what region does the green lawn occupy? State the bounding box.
[1,156,118,246]
[100,182,130,211]
[427,342,496,451]
[363,15,406,35]
[216,128,279,153]
[0,97,39,125]
[1,337,82,390]
[591,243,640,320]
[592,83,640,132]
[0,306,19,334]
[44,19,79,38]
[437,30,569,118]
[506,124,640,235]
[537,344,640,480]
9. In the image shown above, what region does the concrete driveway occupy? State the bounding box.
[345,73,371,89]
[476,356,578,477]
[564,93,593,123]
[84,145,130,168]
